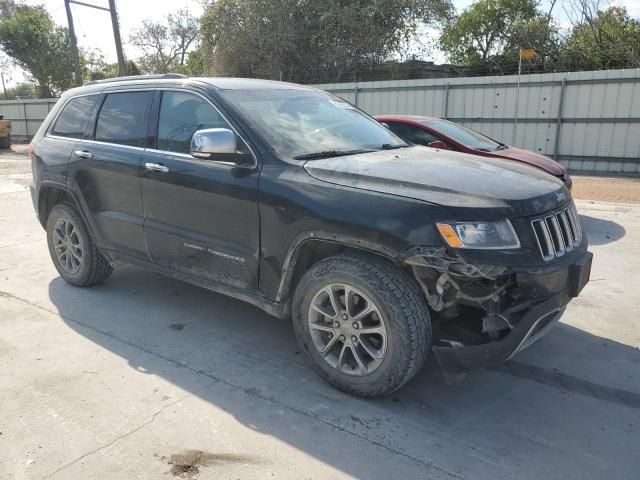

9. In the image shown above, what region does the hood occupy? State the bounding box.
[304,146,571,219]
[490,147,565,176]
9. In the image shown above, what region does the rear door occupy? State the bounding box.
[140,89,260,289]
[38,94,101,188]
[67,90,153,259]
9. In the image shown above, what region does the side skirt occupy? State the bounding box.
[105,250,287,319]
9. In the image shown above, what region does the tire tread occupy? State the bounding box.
[293,252,431,397]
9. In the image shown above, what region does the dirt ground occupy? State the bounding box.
[571,175,640,204]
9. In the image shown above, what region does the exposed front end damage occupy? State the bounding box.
[405,246,593,382]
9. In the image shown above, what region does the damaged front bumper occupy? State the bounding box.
[407,247,593,381]
[432,294,567,381]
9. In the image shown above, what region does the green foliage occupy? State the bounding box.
[440,0,639,73]
[200,0,453,82]
[562,6,640,70]
[88,60,141,81]
[0,3,76,97]
[1,81,35,99]
[130,8,199,74]
[440,0,541,65]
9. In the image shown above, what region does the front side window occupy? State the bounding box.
[424,119,502,152]
[95,91,152,147]
[387,122,440,147]
[50,95,100,139]
[157,91,232,154]
[217,89,406,159]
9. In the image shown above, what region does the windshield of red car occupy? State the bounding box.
[424,119,502,152]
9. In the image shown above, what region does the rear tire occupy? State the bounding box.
[46,202,113,286]
[292,252,431,397]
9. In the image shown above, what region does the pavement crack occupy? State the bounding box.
[40,392,198,480]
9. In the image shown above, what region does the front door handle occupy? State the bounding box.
[73,150,93,159]
[145,162,169,173]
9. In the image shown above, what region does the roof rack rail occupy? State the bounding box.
[84,73,188,86]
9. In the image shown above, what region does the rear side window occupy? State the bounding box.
[387,122,439,147]
[95,91,152,147]
[156,91,232,154]
[50,95,100,139]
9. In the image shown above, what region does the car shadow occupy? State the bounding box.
[48,265,640,479]
[579,213,626,246]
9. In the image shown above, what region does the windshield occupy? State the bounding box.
[425,119,503,152]
[218,88,406,159]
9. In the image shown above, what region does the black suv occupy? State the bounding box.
[30,74,592,397]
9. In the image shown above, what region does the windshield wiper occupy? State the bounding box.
[293,149,374,160]
[496,143,509,150]
[378,143,407,150]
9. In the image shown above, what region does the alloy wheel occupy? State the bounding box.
[308,283,388,376]
[52,217,84,274]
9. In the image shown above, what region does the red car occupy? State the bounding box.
[375,115,572,189]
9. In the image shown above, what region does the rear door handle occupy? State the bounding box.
[145,162,169,173]
[73,150,93,159]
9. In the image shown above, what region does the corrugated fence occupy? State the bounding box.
[314,68,640,174]
[2,69,639,174]
[0,98,58,140]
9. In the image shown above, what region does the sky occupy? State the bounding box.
[4,0,640,86]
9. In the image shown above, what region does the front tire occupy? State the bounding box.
[293,252,431,397]
[46,202,113,286]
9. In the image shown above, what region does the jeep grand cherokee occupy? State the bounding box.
[30,74,592,397]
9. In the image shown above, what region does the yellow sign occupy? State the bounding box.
[520,49,536,59]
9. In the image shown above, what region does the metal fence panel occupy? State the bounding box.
[315,68,640,175]
[2,71,639,175]
[0,98,58,138]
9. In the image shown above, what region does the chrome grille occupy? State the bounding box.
[531,202,582,261]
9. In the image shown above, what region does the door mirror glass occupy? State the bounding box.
[191,128,253,167]
[427,140,450,150]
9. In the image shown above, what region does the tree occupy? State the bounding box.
[85,51,141,81]
[0,2,76,97]
[440,0,542,66]
[199,0,453,83]
[561,3,640,70]
[169,9,200,66]
[2,81,36,99]
[130,9,199,74]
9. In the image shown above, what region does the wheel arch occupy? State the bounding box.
[36,182,96,243]
[274,232,405,315]
[37,182,75,228]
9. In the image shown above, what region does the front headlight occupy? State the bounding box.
[436,220,520,249]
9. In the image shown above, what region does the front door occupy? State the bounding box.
[140,90,260,290]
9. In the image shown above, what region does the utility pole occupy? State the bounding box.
[107,0,126,76]
[64,0,83,86]
[67,0,127,78]
[1,73,7,100]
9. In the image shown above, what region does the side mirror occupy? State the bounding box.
[427,140,450,150]
[191,128,254,168]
